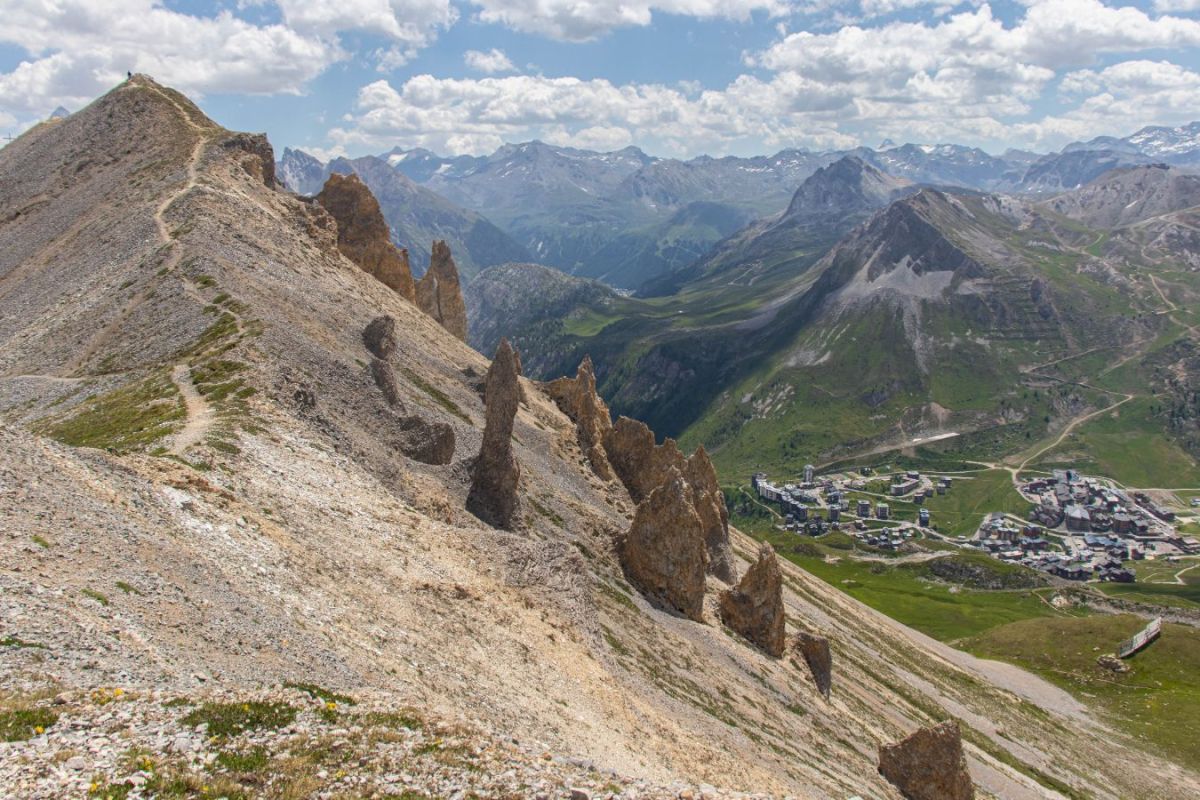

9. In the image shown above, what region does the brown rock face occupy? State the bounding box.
[363,315,397,359]
[316,173,416,302]
[719,543,786,656]
[370,358,401,407]
[603,416,686,504]
[467,338,522,529]
[603,417,737,583]
[684,446,737,584]
[415,240,468,342]
[878,721,974,800]
[620,468,708,621]
[792,631,832,698]
[221,132,276,186]
[544,356,615,481]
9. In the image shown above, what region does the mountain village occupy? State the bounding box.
[752,465,1200,585]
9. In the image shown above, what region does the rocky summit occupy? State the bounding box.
[718,543,786,656]
[878,721,975,800]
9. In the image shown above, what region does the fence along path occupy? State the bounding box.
[1118,617,1162,658]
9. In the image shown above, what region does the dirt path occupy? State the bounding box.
[169,363,213,455]
[1173,563,1199,585]
[1016,392,1133,474]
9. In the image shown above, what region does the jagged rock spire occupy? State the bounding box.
[601,415,737,583]
[718,543,785,656]
[684,445,737,585]
[416,240,469,342]
[878,721,975,800]
[544,355,615,481]
[316,173,416,302]
[620,467,708,621]
[467,338,522,529]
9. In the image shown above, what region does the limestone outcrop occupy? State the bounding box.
[718,543,786,656]
[362,315,397,359]
[602,416,736,583]
[316,173,417,302]
[543,356,615,481]
[683,446,737,584]
[792,631,832,698]
[603,416,684,504]
[467,338,522,529]
[370,358,401,407]
[878,721,974,800]
[221,132,276,186]
[415,240,469,342]
[620,468,709,620]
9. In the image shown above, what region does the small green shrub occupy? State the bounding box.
[0,707,58,741]
[181,701,297,737]
[82,588,110,606]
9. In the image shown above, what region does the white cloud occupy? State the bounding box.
[468,0,789,41]
[329,73,861,155]
[464,48,516,73]
[0,0,460,130]
[1153,0,1200,13]
[275,0,457,51]
[1027,60,1200,144]
[0,0,338,126]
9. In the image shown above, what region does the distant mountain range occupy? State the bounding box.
[280,121,1200,291]
[465,155,1200,483]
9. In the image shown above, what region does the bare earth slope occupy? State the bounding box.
[2,77,1198,799]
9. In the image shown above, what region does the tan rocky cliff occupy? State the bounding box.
[543,355,616,481]
[316,172,417,302]
[415,239,469,342]
[718,543,786,656]
[619,468,709,620]
[603,415,737,583]
[1,75,1197,800]
[879,720,975,800]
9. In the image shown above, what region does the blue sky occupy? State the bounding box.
[3,0,1200,159]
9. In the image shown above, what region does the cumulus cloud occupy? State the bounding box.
[468,0,789,41]
[1153,0,1200,12]
[0,0,458,129]
[464,48,516,73]
[329,73,859,155]
[277,0,457,66]
[0,0,338,126]
[325,0,1200,156]
[1028,60,1200,143]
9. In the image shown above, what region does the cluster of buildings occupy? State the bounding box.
[976,514,1135,582]
[972,469,1200,584]
[751,468,937,543]
[1022,470,1198,552]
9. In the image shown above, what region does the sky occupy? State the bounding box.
[2,0,1200,160]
